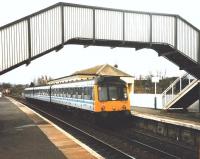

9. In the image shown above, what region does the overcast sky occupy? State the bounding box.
[0,0,199,84]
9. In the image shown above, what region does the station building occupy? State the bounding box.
[48,64,135,94]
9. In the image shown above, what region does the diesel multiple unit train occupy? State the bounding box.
[24,76,131,115]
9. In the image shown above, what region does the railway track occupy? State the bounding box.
[124,128,197,158]
[15,97,196,159]
[16,98,135,159]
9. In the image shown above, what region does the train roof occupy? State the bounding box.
[51,79,95,88]
[33,85,51,90]
[24,87,33,91]
[24,85,50,90]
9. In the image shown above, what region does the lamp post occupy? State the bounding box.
[152,77,160,109]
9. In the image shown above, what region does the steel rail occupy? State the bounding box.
[132,128,196,152]
[19,99,135,159]
[14,97,188,159]
[87,122,181,159]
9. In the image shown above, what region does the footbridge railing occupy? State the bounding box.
[0,2,199,76]
[161,73,198,108]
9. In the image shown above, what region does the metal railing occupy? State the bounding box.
[0,2,200,75]
[161,73,197,107]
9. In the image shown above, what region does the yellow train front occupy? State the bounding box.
[93,76,131,117]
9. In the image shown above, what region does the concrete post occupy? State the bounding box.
[198,135,200,159]
[199,83,200,113]
[154,82,157,109]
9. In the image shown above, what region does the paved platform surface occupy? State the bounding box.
[131,106,200,130]
[0,97,100,159]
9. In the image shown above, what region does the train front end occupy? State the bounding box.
[94,77,131,117]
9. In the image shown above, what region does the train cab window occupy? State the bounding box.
[99,87,108,101]
[108,86,118,100]
[98,85,128,101]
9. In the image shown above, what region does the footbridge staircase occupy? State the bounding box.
[162,74,200,110]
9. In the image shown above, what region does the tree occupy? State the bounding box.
[32,75,52,86]
[30,82,35,87]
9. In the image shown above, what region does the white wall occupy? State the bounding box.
[188,100,199,112]
[131,93,199,111]
[130,93,163,109]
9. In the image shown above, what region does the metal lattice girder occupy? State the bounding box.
[0,2,200,78]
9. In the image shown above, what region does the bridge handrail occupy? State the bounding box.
[161,73,197,107]
[0,2,199,75]
[1,3,199,32]
[161,73,189,95]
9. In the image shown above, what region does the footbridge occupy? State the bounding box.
[0,2,200,79]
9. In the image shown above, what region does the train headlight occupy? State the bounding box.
[101,105,105,111]
[122,105,126,110]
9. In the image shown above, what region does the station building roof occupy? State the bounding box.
[72,64,132,77]
[48,64,134,85]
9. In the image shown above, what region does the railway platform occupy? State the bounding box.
[131,106,200,130]
[0,97,100,159]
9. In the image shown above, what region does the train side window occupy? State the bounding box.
[83,87,93,100]
[75,88,78,99]
[67,88,71,98]
[56,89,58,96]
[77,88,80,99]
[56,88,59,96]
[83,87,86,99]
[58,88,60,96]
[84,87,89,100]
[62,88,64,97]
[64,88,67,97]
[63,88,65,97]
[89,87,93,100]
[81,87,84,99]
[54,89,56,96]
[60,88,62,97]
[70,88,73,98]
[67,88,70,98]
[77,87,82,99]
[72,88,76,98]
[52,89,54,96]
[60,88,63,97]
[59,88,61,97]
[54,89,57,96]
[63,88,66,97]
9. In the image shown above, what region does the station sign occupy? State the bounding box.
[151,77,160,83]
